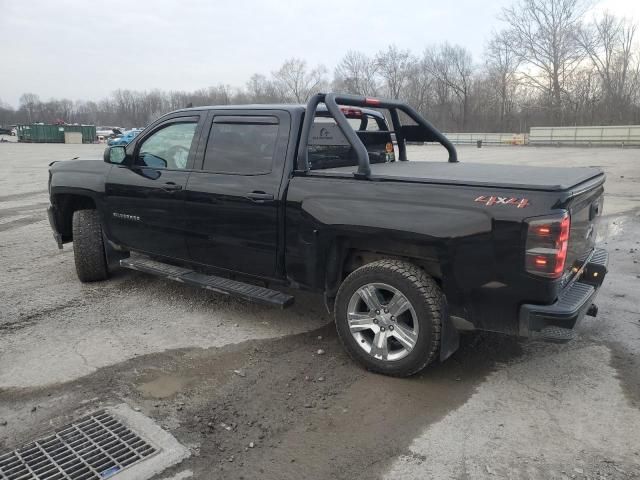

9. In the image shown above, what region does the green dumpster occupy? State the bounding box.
[17,124,96,143]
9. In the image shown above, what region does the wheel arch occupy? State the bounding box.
[51,190,98,242]
[323,235,445,300]
[324,236,460,363]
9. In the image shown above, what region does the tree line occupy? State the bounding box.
[1,0,638,133]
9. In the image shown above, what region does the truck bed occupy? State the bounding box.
[319,161,604,192]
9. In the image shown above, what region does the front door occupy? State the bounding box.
[184,111,291,278]
[104,115,202,260]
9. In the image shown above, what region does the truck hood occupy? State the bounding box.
[50,159,105,171]
[325,161,604,192]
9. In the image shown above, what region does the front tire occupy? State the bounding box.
[72,209,109,282]
[334,259,443,376]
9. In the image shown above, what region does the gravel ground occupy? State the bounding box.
[0,140,639,480]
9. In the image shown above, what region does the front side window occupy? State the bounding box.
[202,120,278,175]
[137,122,197,169]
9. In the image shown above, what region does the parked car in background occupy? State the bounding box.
[0,126,12,135]
[96,126,124,140]
[107,129,142,146]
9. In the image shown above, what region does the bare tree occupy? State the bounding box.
[486,31,521,130]
[19,93,41,123]
[404,58,434,119]
[424,43,475,130]
[272,58,327,103]
[565,65,601,124]
[375,45,413,99]
[578,13,640,123]
[74,100,100,125]
[245,74,282,103]
[502,0,589,124]
[333,51,379,96]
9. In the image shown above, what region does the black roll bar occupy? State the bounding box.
[297,92,458,178]
[389,108,407,161]
[297,93,324,173]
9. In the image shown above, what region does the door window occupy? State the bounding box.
[137,122,197,170]
[202,119,279,175]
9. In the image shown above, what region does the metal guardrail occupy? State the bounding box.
[529,125,640,146]
[442,132,528,145]
[423,126,640,147]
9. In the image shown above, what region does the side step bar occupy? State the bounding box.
[120,257,294,309]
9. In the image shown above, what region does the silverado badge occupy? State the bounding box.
[112,212,141,221]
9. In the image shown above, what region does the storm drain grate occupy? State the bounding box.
[0,411,159,480]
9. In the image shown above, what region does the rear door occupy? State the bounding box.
[104,114,204,259]
[184,110,290,278]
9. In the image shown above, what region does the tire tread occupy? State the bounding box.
[72,209,109,282]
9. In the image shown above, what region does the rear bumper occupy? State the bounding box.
[519,248,608,341]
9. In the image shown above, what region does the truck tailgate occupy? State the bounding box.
[566,177,605,271]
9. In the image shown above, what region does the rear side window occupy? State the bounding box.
[313,113,385,131]
[308,114,392,170]
[363,114,385,131]
[202,119,278,175]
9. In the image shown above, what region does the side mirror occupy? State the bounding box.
[104,145,126,164]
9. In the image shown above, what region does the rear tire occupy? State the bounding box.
[72,209,109,282]
[334,259,443,377]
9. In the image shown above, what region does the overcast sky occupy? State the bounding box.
[1,0,638,107]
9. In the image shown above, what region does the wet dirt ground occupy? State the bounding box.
[1,140,639,479]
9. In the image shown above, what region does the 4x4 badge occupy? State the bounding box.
[475,196,530,208]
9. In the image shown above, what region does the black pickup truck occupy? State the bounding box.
[48,93,608,376]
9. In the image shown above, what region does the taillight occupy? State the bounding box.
[525,212,570,278]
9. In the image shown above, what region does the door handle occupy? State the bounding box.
[245,191,274,202]
[160,182,182,192]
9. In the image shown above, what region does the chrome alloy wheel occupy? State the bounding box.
[346,282,419,361]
